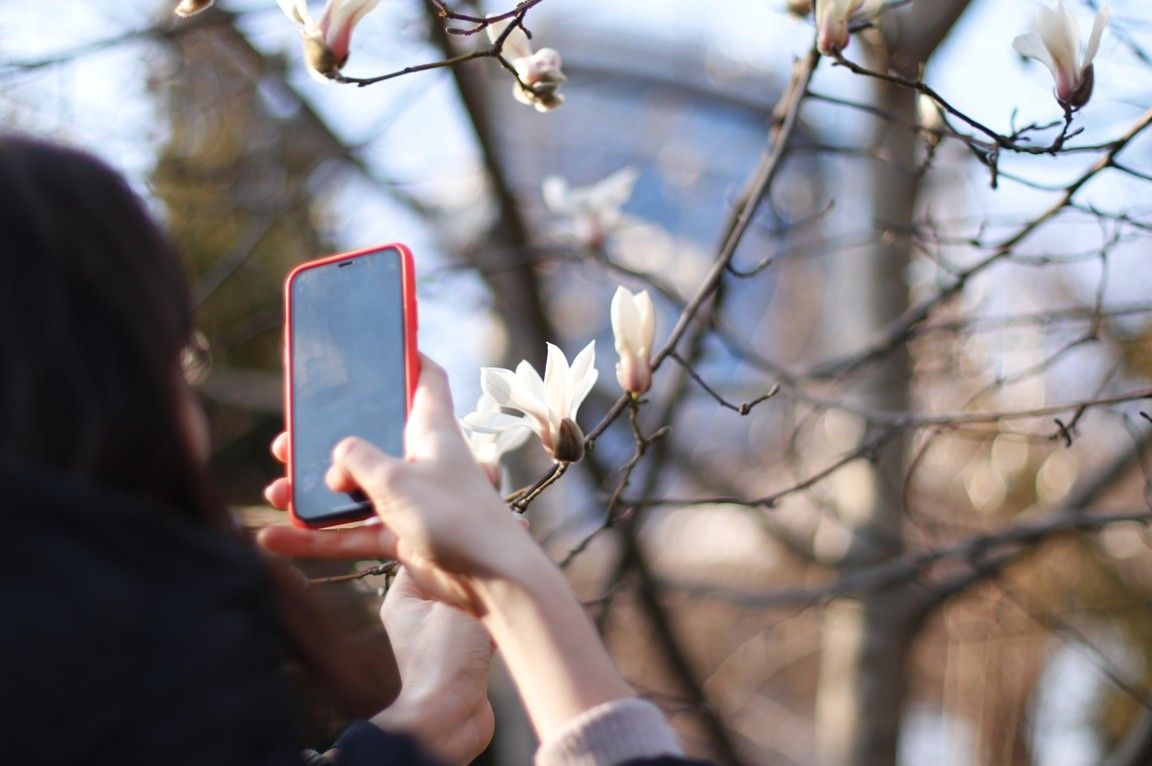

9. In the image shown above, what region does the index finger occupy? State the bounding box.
[256,523,398,561]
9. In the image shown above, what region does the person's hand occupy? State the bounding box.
[261,357,646,747]
[257,357,537,615]
[262,430,292,511]
[367,568,494,765]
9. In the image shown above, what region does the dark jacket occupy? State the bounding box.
[0,464,710,766]
[0,463,424,765]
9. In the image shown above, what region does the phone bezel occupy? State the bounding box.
[283,243,419,529]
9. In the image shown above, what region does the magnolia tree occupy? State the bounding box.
[38,0,1152,762]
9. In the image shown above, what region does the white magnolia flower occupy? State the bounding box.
[1013,0,1109,109]
[542,167,639,250]
[611,287,655,396]
[487,19,566,112]
[277,0,381,80]
[460,397,532,487]
[174,0,213,16]
[815,0,866,55]
[467,341,598,463]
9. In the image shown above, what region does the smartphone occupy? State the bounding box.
[284,243,418,528]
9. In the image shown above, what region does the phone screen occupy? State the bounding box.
[289,247,408,524]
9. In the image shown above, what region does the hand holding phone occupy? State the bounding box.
[284,243,418,528]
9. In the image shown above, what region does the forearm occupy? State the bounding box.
[476,545,637,742]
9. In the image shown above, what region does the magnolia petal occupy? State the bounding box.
[511,81,535,107]
[483,361,552,433]
[319,0,382,64]
[480,367,520,409]
[616,355,650,397]
[636,290,655,355]
[589,167,640,211]
[530,92,564,113]
[1013,32,1058,76]
[1056,0,1082,46]
[543,170,636,247]
[514,49,565,88]
[321,0,382,33]
[174,0,213,16]
[278,0,311,26]
[543,342,571,418]
[817,18,850,54]
[462,413,533,451]
[1035,2,1079,77]
[542,177,571,214]
[815,0,864,53]
[817,0,865,24]
[1083,3,1109,67]
[461,407,529,433]
[566,340,598,419]
[512,359,550,414]
[611,290,653,395]
[463,419,532,486]
[494,422,534,452]
[611,286,643,355]
[472,394,496,415]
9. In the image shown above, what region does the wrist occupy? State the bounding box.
[472,538,560,620]
[368,684,494,765]
[470,544,636,740]
[368,690,432,741]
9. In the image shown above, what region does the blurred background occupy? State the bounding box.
[6,1,1152,763]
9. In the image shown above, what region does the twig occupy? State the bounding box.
[808,104,1152,379]
[668,351,780,415]
[654,510,1152,608]
[508,461,569,512]
[308,561,398,585]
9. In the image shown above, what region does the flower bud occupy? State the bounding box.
[174,0,213,16]
[611,287,655,396]
[488,19,566,112]
[815,0,865,55]
[1013,1,1109,111]
[513,48,567,112]
[277,0,381,81]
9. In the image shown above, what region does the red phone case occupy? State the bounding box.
[283,243,419,529]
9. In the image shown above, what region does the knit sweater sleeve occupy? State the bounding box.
[534,698,690,766]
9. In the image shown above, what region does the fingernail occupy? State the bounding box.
[332,436,358,463]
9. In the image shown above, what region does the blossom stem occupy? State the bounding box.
[508,461,569,513]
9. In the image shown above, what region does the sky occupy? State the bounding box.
[4,0,1149,422]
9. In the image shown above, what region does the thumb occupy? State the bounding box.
[328,436,406,506]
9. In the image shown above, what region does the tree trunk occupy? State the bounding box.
[812,0,976,753]
[815,69,920,765]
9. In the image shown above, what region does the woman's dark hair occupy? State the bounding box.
[0,136,207,511]
[0,135,396,717]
